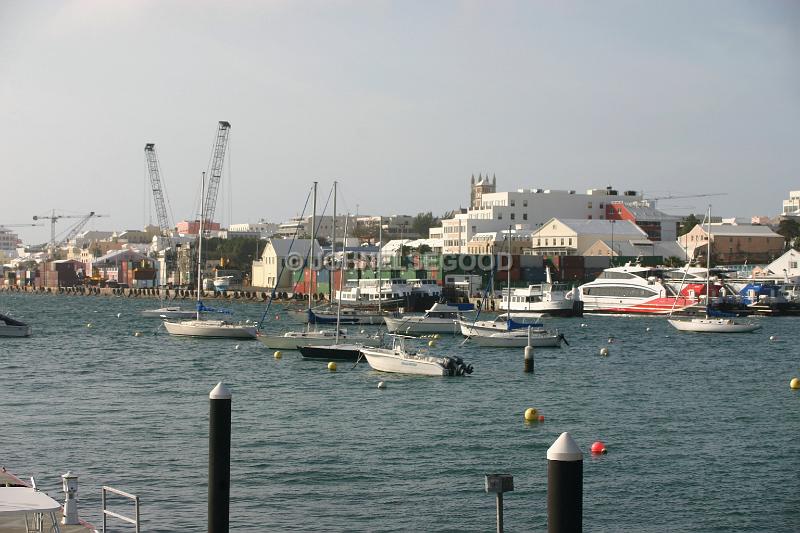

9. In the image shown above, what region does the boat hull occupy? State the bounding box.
[383,316,459,335]
[360,348,448,376]
[0,324,31,337]
[258,333,382,350]
[163,320,257,338]
[298,344,364,360]
[667,318,761,333]
[470,332,562,347]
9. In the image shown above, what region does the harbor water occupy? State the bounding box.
[1,292,798,532]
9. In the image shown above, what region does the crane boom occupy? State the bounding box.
[201,121,231,226]
[55,212,108,249]
[144,143,173,236]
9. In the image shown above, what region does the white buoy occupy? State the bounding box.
[580,323,587,328]
[234,344,240,350]
[133,331,141,337]
[769,335,776,341]
[377,381,386,389]
[607,337,613,344]
[645,327,651,332]
[116,313,122,318]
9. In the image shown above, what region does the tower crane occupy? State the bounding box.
[33,211,107,250]
[0,223,43,228]
[201,121,231,227]
[144,143,174,237]
[642,192,727,208]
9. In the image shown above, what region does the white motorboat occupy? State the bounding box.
[258,329,382,350]
[163,319,257,338]
[287,306,389,325]
[667,207,761,334]
[383,302,474,335]
[360,335,473,376]
[0,313,31,337]
[666,317,761,333]
[501,267,581,317]
[141,306,197,319]
[213,275,234,291]
[164,172,255,340]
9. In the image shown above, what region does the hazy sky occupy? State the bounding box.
[1,0,798,245]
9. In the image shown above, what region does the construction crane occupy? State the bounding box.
[0,223,43,228]
[144,143,174,237]
[642,192,727,208]
[201,121,231,226]
[33,211,107,250]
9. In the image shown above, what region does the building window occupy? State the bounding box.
[588,215,592,219]
[510,213,516,220]
[523,213,528,220]
[568,238,572,245]
[510,200,515,207]
[523,200,528,207]
[498,214,503,220]
[588,202,592,208]
[560,238,564,245]
[545,239,549,246]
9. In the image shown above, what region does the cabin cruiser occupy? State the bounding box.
[500,267,581,317]
[360,334,473,376]
[336,278,414,310]
[569,262,699,315]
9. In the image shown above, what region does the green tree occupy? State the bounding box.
[678,214,701,236]
[777,219,800,248]
[411,212,440,237]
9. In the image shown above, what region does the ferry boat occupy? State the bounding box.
[569,262,700,315]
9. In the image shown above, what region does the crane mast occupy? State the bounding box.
[201,121,231,227]
[144,143,173,237]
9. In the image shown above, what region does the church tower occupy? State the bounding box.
[470,173,497,210]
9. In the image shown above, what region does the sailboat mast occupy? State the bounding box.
[506,225,512,324]
[706,205,712,311]
[378,216,382,314]
[310,181,317,320]
[331,181,337,303]
[196,172,206,320]
[335,214,349,343]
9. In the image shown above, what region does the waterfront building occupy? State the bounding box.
[438,177,642,253]
[682,223,784,264]
[466,228,535,255]
[583,238,686,260]
[605,201,680,241]
[754,248,800,282]
[251,238,322,289]
[228,221,278,238]
[529,218,648,256]
[176,219,221,235]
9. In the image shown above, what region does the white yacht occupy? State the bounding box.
[458,316,564,347]
[141,306,197,319]
[500,267,580,317]
[336,278,412,310]
[164,318,257,338]
[360,335,473,376]
[212,275,235,291]
[383,302,474,335]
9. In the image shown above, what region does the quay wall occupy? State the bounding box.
[0,285,322,304]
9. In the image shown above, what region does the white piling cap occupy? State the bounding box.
[209,382,232,400]
[547,432,583,461]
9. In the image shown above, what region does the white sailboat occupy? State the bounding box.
[258,183,380,349]
[667,206,761,333]
[163,172,257,339]
[459,227,565,347]
[360,334,473,376]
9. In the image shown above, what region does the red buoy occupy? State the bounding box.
[275,314,280,320]
[538,415,545,422]
[591,441,607,454]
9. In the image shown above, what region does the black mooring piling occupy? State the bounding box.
[547,432,583,533]
[209,382,232,533]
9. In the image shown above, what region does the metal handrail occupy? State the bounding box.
[101,486,140,533]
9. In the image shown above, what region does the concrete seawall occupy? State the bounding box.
[0,285,317,305]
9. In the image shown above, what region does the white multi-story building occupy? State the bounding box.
[228,221,279,238]
[438,182,642,253]
[782,191,800,216]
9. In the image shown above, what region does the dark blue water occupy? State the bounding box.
[1,292,798,532]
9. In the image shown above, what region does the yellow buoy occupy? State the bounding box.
[428,340,436,347]
[790,378,800,390]
[86,323,92,328]
[274,351,282,359]
[600,347,609,357]
[133,331,141,337]
[433,334,440,340]
[524,407,538,422]
[328,361,337,372]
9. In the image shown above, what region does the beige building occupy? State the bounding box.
[466,229,534,255]
[583,239,686,260]
[251,239,322,289]
[530,218,647,256]
[682,223,784,264]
